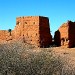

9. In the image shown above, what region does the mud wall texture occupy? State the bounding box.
[0,30,14,42]
[14,16,52,47]
[0,16,52,47]
[54,21,75,48]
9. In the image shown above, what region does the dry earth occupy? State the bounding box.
[51,47,75,74]
[52,47,75,65]
[0,41,75,75]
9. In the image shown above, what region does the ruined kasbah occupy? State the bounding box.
[0,16,75,48]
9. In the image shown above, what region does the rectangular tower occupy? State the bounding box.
[14,16,52,47]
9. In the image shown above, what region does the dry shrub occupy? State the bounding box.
[0,41,71,75]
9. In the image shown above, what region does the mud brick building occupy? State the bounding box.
[14,16,52,47]
[0,16,52,47]
[54,21,75,48]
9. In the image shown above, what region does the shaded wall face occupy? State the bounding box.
[68,22,75,47]
[39,17,52,47]
[54,30,61,46]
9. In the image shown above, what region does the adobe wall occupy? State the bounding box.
[54,21,75,48]
[54,23,69,47]
[39,17,52,47]
[14,16,52,47]
[68,21,75,47]
[0,30,7,40]
[54,30,61,46]
[0,30,14,43]
[0,16,52,47]
[14,16,40,46]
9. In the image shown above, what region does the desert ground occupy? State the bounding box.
[0,41,75,75]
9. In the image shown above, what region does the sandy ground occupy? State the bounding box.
[51,47,75,68]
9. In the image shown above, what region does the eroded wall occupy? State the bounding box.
[0,16,52,47]
[54,21,75,48]
[0,30,15,43]
[14,16,52,47]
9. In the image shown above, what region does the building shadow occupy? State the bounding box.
[54,30,61,46]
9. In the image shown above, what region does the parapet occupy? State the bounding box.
[16,16,48,20]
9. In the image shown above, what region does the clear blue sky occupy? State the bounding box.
[0,0,75,37]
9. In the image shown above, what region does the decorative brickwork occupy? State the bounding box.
[54,21,75,48]
[0,16,52,47]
